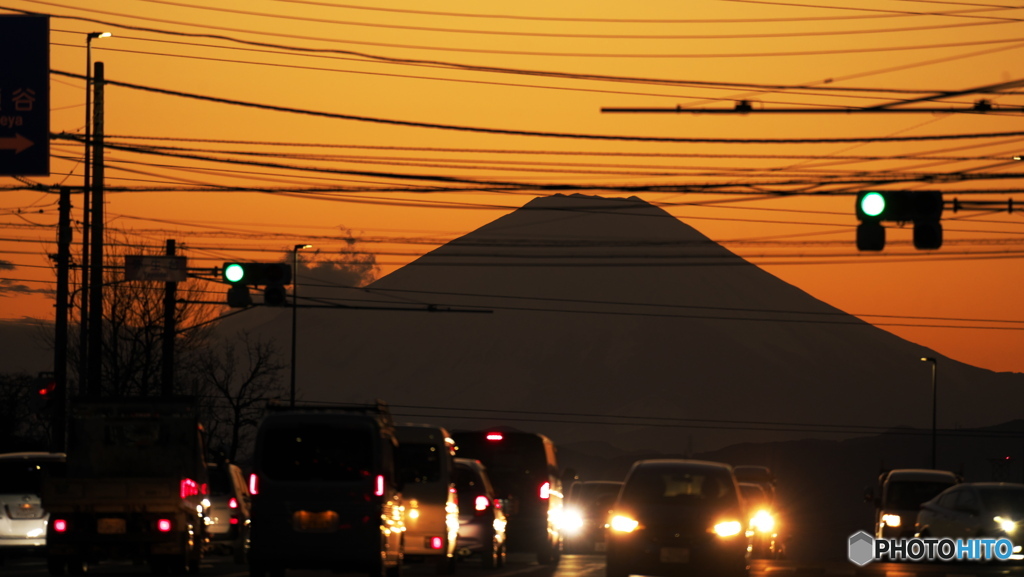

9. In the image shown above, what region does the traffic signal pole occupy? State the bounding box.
[161,239,176,397]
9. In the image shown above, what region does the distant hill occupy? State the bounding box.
[222,193,1024,455]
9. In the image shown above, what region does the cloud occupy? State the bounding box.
[0,260,14,271]
[0,279,53,296]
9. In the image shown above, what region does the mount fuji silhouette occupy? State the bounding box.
[232,194,1024,453]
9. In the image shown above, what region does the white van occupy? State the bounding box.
[396,425,459,574]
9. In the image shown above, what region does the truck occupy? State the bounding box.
[42,398,209,575]
[868,468,959,539]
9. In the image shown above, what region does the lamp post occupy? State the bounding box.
[291,244,312,407]
[921,357,938,468]
[79,31,110,396]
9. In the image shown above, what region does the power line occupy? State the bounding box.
[47,76,1024,146]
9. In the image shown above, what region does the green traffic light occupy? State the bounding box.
[860,192,886,218]
[224,263,246,283]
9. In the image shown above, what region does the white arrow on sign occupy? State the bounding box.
[0,134,34,154]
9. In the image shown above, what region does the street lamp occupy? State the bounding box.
[79,31,111,396]
[921,357,938,469]
[291,244,312,407]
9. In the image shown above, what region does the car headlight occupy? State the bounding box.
[750,510,775,533]
[609,514,639,533]
[713,520,743,537]
[563,509,585,533]
[881,513,901,528]
[995,516,1017,534]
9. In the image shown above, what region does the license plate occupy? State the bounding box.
[97,518,126,534]
[660,547,689,563]
[293,510,338,532]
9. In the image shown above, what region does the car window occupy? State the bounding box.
[0,461,47,494]
[261,424,374,482]
[886,481,956,510]
[398,442,442,484]
[937,490,958,509]
[623,468,736,505]
[208,466,234,496]
[453,465,483,495]
[977,487,1024,515]
[954,489,979,513]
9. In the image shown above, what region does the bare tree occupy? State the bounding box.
[66,233,218,398]
[189,331,287,463]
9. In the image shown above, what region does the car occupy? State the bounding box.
[247,403,405,577]
[563,480,621,554]
[452,458,506,568]
[205,461,251,564]
[396,424,459,574]
[733,466,776,505]
[915,482,1024,560]
[0,452,65,562]
[738,482,782,559]
[869,468,959,538]
[606,459,748,577]
[452,430,563,565]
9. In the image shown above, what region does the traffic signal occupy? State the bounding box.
[31,373,56,412]
[855,191,943,251]
[221,262,291,307]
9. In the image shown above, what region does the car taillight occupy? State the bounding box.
[229,497,238,509]
[430,536,444,550]
[180,478,199,499]
[248,474,259,496]
[230,517,239,525]
[493,498,502,510]
[475,495,489,512]
[53,519,68,533]
[539,481,550,500]
[157,519,173,532]
[375,474,385,497]
[485,432,503,441]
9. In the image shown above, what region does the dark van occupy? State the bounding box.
[247,403,404,577]
[451,430,563,565]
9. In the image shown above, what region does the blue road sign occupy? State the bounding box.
[0,15,49,176]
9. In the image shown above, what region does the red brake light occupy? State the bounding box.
[430,536,444,550]
[229,497,238,509]
[375,474,385,497]
[53,519,68,533]
[493,498,501,510]
[157,519,172,532]
[539,481,550,500]
[248,474,259,496]
[230,517,239,525]
[485,433,503,441]
[180,478,199,499]
[474,495,489,512]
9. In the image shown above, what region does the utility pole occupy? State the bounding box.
[53,187,71,451]
[161,239,177,397]
[87,62,105,398]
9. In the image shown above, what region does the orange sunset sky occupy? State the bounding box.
[2,0,1024,373]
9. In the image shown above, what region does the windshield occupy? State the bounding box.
[886,481,955,510]
[0,461,59,494]
[622,467,738,507]
[398,442,442,484]
[978,487,1024,515]
[261,423,374,483]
